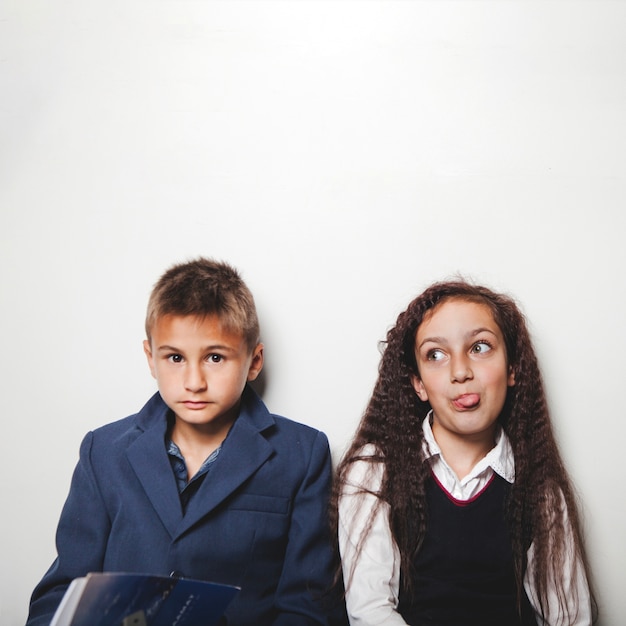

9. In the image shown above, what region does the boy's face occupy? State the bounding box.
[144,314,263,438]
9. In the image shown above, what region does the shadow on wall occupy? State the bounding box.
[249,366,268,399]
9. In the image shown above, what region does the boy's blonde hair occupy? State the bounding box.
[145,258,260,351]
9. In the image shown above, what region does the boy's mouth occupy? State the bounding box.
[452,394,480,410]
[182,400,209,409]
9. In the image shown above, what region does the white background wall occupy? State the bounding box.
[1,1,625,624]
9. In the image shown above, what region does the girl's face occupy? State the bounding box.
[411,298,515,447]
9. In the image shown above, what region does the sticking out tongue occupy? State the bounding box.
[454,394,480,409]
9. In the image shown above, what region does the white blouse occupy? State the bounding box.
[338,416,593,626]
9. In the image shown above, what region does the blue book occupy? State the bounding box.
[50,572,240,626]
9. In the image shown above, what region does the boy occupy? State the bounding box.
[27,258,339,625]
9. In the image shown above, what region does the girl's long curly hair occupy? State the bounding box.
[331,280,597,623]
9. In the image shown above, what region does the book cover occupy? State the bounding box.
[50,572,240,626]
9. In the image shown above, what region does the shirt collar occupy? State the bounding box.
[421,411,515,484]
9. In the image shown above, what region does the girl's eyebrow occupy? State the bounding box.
[417,335,448,349]
[470,327,498,338]
[417,327,498,350]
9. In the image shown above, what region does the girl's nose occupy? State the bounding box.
[450,354,473,383]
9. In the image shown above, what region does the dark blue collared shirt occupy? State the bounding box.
[166,438,221,512]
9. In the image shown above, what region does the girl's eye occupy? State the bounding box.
[168,354,183,363]
[426,349,445,361]
[208,354,223,363]
[471,341,492,354]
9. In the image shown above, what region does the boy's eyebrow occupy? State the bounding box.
[155,343,238,353]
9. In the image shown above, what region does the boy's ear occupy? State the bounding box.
[410,374,429,402]
[143,339,157,379]
[247,343,264,382]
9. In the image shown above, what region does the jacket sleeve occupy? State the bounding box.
[272,429,342,626]
[26,432,111,626]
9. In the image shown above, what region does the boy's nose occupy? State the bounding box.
[184,364,207,392]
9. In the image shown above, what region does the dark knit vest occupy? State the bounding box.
[398,473,537,626]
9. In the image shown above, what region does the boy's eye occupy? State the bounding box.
[471,341,492,354]
[208,354,223,363]
[168,354,183,363]
[426,349,445,361]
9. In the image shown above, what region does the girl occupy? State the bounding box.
[333,280,596,626]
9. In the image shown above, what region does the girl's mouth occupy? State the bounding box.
[452,394,480,410]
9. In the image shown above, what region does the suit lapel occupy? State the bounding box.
[175,388,275,537]
[126,396,183,539]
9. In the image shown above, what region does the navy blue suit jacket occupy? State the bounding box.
[28,386,339,625]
